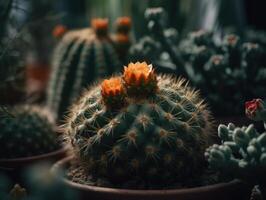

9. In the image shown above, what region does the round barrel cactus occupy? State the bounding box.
[64,61,213,186]
[0,106,59,159]
[47,18,121,121]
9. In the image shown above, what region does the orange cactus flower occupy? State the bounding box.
[52,25,67,38]
[91,18,109,31]
[101,77,124,97]
[115,17,131,34]
[101,77,126,109]
[116,17,131,27]
[123,62,158,96]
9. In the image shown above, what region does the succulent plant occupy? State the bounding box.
[64,61,213,187]
[0,106,59,159]
[179,31,266,116]
[205,98,266,199]
[129,8,186,77]
[47,18,122,121]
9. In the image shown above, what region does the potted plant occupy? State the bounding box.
[206,98,266,199]
[0,105,67,182]
[52,61,250,200]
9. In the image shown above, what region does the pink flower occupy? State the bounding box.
[245,99,263,119]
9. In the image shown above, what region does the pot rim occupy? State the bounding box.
[51,156,244,195]
[0,145,68,164]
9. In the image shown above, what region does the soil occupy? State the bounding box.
[66,160,221,190]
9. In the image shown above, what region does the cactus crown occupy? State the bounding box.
[65,61,214,187]
[101,77,126,109]
[115,17,131,34]
[52,25,68,38]
[91,18,109,37]
[123,62,158,97]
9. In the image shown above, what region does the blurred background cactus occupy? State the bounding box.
[46,18,123,121]
[0,0,26,105]
[0,105,59,159]
[179,32,266,117]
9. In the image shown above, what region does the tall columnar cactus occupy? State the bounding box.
[205,98,266,198]
[179,30,266,116]
[64,61,213,187]
[47,18,121,121]
[0,106,59,159]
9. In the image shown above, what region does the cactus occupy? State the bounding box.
[64,61,213,187]
[0,0,24,105]
[179,31,266,116]
[0,106,59,159]
[129,8,186,77]
[47,18,122,121]
[205,98,266,199]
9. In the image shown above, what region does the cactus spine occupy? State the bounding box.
[64,61,213,187]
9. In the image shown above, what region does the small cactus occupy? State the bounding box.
[64,61,213,186]
[0,106,59,159]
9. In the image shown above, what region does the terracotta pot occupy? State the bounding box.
[0,146,68,182]
[51,156,251,200]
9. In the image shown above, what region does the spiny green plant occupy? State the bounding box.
[205,98,266,199]
[179,31,266,116]
[129,7,185,77]
[47,18,122,121]
[64,61,213,187]
[0,106,59,159]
